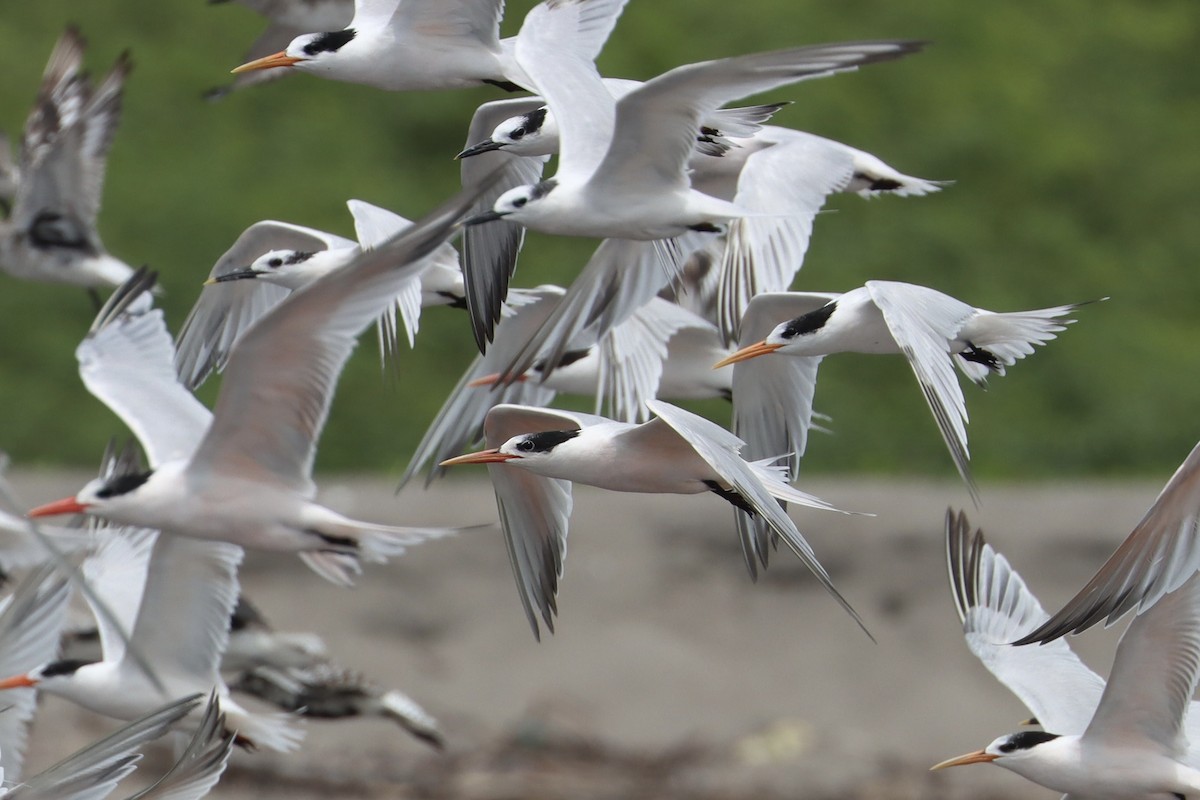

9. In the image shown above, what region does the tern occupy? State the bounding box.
[0,28,135,293]
[440,400,863,639]
[230,0,627,93]
[714,283,1093,500]
[0,493,304,752]
[26,176,499,584]
[174,200,463,390]
[465,1,924,241]
[455,94,785,349]
[1013,438,1200,645]
[932,510,1200,799]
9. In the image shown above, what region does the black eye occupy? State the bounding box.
[517,439,535,452]
[512,197,527,208]
[510,127,525,139]
[268,258,283,268]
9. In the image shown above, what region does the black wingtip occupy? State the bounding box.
[89,266,157,335]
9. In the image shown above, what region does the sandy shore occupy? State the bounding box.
[5,472,1157,799]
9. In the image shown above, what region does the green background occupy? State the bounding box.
[0,1,1196,481]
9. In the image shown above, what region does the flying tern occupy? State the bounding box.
[715,283,1093,500]
[174,200,463,390]
[231,0,628,93]
[0,501,303,752]
[932,510,1200,799]
[1013,438,1200,645]
[465,6,924,241]
[440,400,862,639]
[455,94,785,349]
[27,175,499,585]
[0,28,135,292]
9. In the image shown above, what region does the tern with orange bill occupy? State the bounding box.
[714,282,1094,500]
[440,399,863,639]
[931,510,1200,798]
[26,177,500,585]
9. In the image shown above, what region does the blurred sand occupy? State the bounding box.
[6,472,1156,799]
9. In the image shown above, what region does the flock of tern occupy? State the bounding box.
[0,0,1193,797]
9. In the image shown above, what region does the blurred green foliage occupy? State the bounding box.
[0,0,1196,481]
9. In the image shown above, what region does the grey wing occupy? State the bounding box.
[122,693,234,800]
[1082,573,1200,756]
[79,272,213,467]
[593,41,923,197]
[716,133,856,342]
[10,695,204,800]
[0,132,19,210]
[866,280,979,501]
[459,98,550,350]
[127,536,243,687]
[0,565,71,783]
[392,0,505,49]
[484,405,586,639]
[1015,440,1200,645]
[397,287,565,489]
[174,221,350,390]
[645,400,865,633]
[501,235,701,385]
[190,176,499,492]
[730,293,834,575]
[598,297,712,423]
[946,511,1105,736]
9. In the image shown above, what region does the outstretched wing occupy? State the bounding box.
[945,510,1104,736]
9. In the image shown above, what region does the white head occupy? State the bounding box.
[932,730,1066,780]
[440,429,582,470]
[231,29,359,76]
[0,657,100,694]
[458,107,558,159]
[713,301,840,367]
[26,469,154,524]
[464,180,558,227]
[211,248,343,290]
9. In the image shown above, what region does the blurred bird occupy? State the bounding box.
[230,0,626,93]
[715,283,1093,501]
[26,176,498,585]
[2,491,304,751]
[933,510,1200,798]
[1013,438,1200,645]
[0,28,135,295]
[0,693,229,800]
[440,400,861,639]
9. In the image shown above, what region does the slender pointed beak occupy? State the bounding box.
[440,449,519,466]
[466,372,528,388]
[712,341,783,369]
[464,210,506,227]
[456,139,505,159]
[206,268,261,285]
[930,749,999,770]
[0,674,37,690]
[27,497,88,518]
[232,51,303,74]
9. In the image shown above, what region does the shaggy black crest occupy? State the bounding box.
[781,302,837,339]
[514,429,580,454]
[30,211,89,250]
[512,107,547,139]
[529,179,558,201]
[303,28,356,56]
[95,469,153,499]
[41,658,98,678]
[997,730,1060,753]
